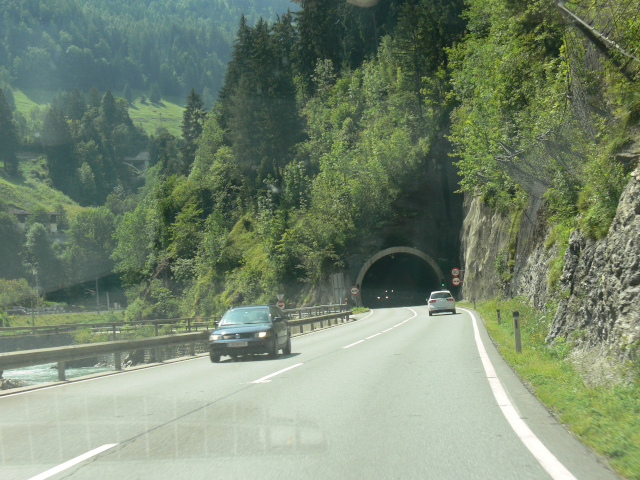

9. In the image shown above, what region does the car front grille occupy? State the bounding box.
[221,333,253,340]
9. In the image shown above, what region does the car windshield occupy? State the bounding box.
[1,0,637,478]
[220,309,270,326]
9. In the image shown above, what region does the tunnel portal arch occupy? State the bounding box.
[355,247,445,297]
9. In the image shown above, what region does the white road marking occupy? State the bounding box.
[343,339,365,349]
[344,307,418,348]
[28,444,118,480]
[359,310,375,321]
[462,308,577,480]
[251,363,304,383]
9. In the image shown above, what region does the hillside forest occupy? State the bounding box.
[0,0,638,321]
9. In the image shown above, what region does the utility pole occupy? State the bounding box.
[96,278,100,315]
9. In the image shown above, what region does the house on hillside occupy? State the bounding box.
[8,205,61,234]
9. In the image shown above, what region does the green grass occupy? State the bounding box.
[6,311,126,329]
[12,89,42,113]
[0,158,83,218]
[463,298,640,479]
[11,88,184,138]
[128,97,184,137]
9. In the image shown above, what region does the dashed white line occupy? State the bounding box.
[343,339,365,349]
[344,307,418,348]
[251,363,304,383]
[463,308,577,480]
[28,444,118,480]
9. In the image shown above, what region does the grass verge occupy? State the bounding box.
[461,298,640,479]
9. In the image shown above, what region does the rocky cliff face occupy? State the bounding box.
[548,167,640,367]
[460,193,557,310]
[459,194,509,301]
[460,163,640,381]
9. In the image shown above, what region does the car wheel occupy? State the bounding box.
[268,338,279,358]
[452,309,456,314]
[282,336,292,355]
[209,351,221,363]
[428,311,433,316]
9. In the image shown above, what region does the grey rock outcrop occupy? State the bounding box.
[547,167,640,365]
[460,194,510,301]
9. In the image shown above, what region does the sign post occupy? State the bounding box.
[513,311,522,353]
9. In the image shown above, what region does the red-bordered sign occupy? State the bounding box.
[350,286,360,296]
[276,300,285,308]
[451,267,461,277]
[452,277,461,286]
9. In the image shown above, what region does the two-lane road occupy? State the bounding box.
[0,307,619,479]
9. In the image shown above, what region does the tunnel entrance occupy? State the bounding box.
[356,247,444,308]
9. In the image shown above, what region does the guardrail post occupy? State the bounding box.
[473,298,476,309]
[155,322,159,337]
[55,326,60,346]
[497,309,501,325]
[57,361,66,381]
[188,318,191,332]
[114,351,122,371]
[513,311,522,353]
[112,323,117,341]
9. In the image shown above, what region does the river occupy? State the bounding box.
[3,363,112,386]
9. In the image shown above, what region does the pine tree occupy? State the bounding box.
[67,88,86,121]
[181,88,207,173]
[87,87,102,109]
[40,107,76,194]
[0,88,19,176]
[101,90,117,127]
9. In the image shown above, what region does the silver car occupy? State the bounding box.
[427,290,456,315]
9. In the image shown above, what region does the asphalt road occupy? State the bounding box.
[0,307,621,479]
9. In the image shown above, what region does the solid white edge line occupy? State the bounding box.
[359,310,375,321]
[382,328,393,333]
[343,339,365,349]
[365,332,382,340]
[251,363,304,384]
[28,443,118,480]
[462,308,577,480]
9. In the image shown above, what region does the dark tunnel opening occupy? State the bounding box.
[360,253,442,308]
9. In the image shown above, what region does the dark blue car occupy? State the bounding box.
[208,305,292,363]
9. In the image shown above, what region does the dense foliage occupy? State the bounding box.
[448,0,638,235]
[0,0,292,98]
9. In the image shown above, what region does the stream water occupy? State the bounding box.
[3,364,112,386]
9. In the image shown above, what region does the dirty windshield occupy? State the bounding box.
[1,0,639,479]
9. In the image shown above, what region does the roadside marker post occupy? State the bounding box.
[513,311,522,353]
[497,309,501,325]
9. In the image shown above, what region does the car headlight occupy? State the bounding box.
[209,334,221,341]
[255,331,271,338]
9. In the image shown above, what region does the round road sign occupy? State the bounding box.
[350,286,360,296]
[276,300,285,308]
[452,277,461,286]
[451,267,461,277]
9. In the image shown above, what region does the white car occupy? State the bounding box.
[427,290,456,315]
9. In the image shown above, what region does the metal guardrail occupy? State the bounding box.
[0,317,220,340]
[0,331,208,381]
[284,304,349,319]
[0,308,354,384]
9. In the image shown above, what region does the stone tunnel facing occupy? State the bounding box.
[360,253,443,308]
